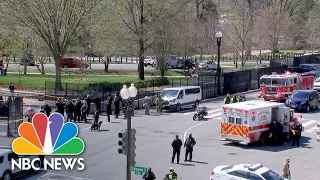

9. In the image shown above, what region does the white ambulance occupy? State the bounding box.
[220,100,297,145]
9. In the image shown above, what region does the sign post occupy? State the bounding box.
[131,166,148,175]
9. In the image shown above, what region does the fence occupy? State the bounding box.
[293,54,320,66]
[44,66,288,110]
[0,95,24,137]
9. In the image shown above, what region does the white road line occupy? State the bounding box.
[184,120,213,142]
[305,126,318,134]
[302,120,317,128]
[207,112,222,119]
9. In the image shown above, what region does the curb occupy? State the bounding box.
[202,89,260,103]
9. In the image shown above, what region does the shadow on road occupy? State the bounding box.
[223,136,312,152]
[190,160,208,164]
[179,163,195,166]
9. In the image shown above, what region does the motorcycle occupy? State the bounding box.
[193,105,208,121]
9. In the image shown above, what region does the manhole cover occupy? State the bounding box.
[48,175,66,179]
[228,153,238,155]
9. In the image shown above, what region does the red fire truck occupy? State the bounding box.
[258,72,314,101]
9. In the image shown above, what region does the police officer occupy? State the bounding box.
[291,122,301,147]
[106,93,112,122]
[143,95,151,115]
[165,167,178,180]
[224,94,231,104]
[155,94,163,115]
[184,133,196,161]
[171,135,182,164]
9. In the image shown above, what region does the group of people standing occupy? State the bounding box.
[143,94,164,115]
[224,93,246,104]
[269,119,302,147]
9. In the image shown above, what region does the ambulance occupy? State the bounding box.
[220,100,299,145]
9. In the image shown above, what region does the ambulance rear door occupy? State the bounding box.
[279,106,291,133]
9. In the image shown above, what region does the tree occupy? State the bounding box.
[305,1,320,52]
[115,0,187,80]
[3,0,99,90]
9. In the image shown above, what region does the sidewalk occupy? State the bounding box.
[0,88,44,95]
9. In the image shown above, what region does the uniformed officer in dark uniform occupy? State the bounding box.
[184,133,196,161]
[171,135,182,164]
[291,122,302,147]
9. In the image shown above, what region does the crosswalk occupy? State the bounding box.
[173,105,319,135]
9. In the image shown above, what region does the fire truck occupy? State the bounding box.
[258,72,314,101]
[220,100,301,145]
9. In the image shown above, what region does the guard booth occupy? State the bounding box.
[0,94,24,137]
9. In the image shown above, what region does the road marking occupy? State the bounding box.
[183,113,221,142]
[302,120,317,128]
[40,173,94,180]
[305,126,318,134]
[207,112,221,119]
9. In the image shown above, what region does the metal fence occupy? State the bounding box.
[0,95,24,136]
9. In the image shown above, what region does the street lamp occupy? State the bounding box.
[88,44,92,69]
[120,83,137,180]
[216,30,222,95]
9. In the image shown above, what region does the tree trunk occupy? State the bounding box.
[196,0,200,19]
[247,0,254,56]
[54,56,63,90]
[138,39,145,80]
[23,64,27,75]
[104,57,109,72]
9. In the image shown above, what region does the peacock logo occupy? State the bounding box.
[12,113,85,155]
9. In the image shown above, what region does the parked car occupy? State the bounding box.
[314,77,320,91]
[210,163,287,180]
[287,66,309,73]
[0,146,41,180]
[299,64,320,71]
[60,58,89,68]
[198,60,217,71]
[19,61,37,66]
[285,90,319,112]
[144,56,156,67]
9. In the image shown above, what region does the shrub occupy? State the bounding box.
[84,77,170,92]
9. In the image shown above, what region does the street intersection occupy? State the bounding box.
[2,92,320,180]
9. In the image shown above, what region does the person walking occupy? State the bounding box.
[184,133,196,161]
[81,100,88,123]
[94,96,102,115]
[291,121,301,147]
[8,83,15,94]
[114,92,121,118]
[282,158,291,179]
[74,98,82,122]
[94,107,99,124]
[164,167,178,180]
[142,167,156,180]
[85,95,92,117]
[155,94,163,115]
[171,135,182,164]
[65,100,74,122]
[106,93,113,122]
[143,95,152,115]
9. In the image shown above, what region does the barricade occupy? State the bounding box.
[0,94,24,137]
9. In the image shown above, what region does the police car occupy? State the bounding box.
[210,163,288,180]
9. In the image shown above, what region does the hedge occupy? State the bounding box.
[84,77,170,92]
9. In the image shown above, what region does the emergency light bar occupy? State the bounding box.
[248,164,263,171]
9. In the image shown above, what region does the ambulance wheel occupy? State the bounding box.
[306,105,310,112]
[193,114,197,121]
[264,99,270,101]
[259,134,266,145]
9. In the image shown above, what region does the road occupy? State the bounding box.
[1,91,319,180]
[7,60,269,70]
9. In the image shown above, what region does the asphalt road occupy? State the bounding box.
[2,92,319,180]
[7,60,269,71]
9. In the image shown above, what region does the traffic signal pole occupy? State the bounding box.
[127,104,133,180]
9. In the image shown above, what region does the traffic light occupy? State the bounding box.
[130,129,136,166]
[118,131,128,155]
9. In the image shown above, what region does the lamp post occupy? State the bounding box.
[216,31,222,95]
[88,44,92,69]
[120,83,137,180]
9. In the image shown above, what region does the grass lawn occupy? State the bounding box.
[5,67,185,76]
[0,74,152,89]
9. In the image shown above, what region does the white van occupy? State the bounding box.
[161,86,202,111]
[0,146,40,180]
